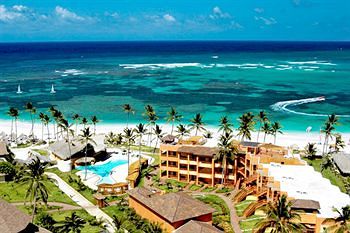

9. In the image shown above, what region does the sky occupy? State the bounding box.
[0,0,349,42]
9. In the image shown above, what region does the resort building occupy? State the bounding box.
[48,137,106,172]
[0,199,50,233]
[127,187,218,233]
[159,138,304,187]
[174,220,223,233]
[255,163,350,233]
[333,152,350,176]
[0,141,10,162]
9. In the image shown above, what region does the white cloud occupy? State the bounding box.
[0,5,23,22]
[255,16,277,25]
[12,5,27,12]
[163,14,176,22]
[231,20,243,29]
[55,6,84,21]
[254,8,264,13]
[210,6,231,19]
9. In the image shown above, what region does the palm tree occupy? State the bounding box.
[257,111,268,142]
[43,114,51,141]
[55,212,86,233]
[271,122,283,144]
[237,112,255,141]
[332,133,345,153]
[72,114,81,135]
[146,112,159,148]
[203,130,213,139]
[218,115,233,133]
[214,131,238,184]
[112,214,127,231]
[81,117,88,129]
[58,118,74,161]
[322,121,335,155]
[90,115,99,135]
[254,195,304,233]
[328,113,339,126]
[321,154,334,172]
[134,123,147,170]
[123,104,135,129]
[166,107,182,135]
[48,106,58,140]
[262,122,271,143]
[39,112,45,142]
[304,143,317,160]
[53,110,64,140]
[20,158,49,222]
[144,222,163,233]
[153,124,164,153]
[78,127,96,181]
[176,124,190,140]
[324,205,350,233]
[36,212,56,231]
[123,128,135,175]
[7,107,19,143]
[25,102,37,141]
[189,113,206,136]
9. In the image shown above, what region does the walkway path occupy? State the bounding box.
[191,190,242,233]
[46,172,116,233]
[12,201,81,212]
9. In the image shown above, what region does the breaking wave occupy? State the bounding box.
[287,60,336,66]
[270,96,350,117]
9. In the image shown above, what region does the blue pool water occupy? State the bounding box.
[76,159,128,184]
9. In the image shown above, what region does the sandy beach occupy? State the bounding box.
[1,119,350,151]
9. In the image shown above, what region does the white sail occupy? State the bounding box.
[50,84,56,94]
[16,84,23,94]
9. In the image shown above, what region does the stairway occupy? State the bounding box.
[233,186,255,203]
[243,200,268,217]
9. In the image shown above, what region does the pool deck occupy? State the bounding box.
[77,149,154,190]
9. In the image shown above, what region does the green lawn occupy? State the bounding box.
[194,194,233,233]
[152,178,187,193]
[239,215,264,233]
[48,168,96,204]
[50,209,103,233]
[235,200,254,217]
[103,205,159,232]
[32,149,49,156]
[215,187,233,193]
[202,186,217,192]
[0,180,77,206]
[189,184,202,191]
[304,158,347,193]
[15,204,63,214]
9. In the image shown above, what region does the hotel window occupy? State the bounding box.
[180,164,187,170]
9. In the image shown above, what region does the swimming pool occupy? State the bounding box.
[76,159,128,184]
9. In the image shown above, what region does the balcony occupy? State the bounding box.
[198,173,212,179]
[198,162,212,168]
[189,171,198,176]
[179,159,188,164]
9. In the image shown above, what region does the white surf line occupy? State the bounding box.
[270,96,350,117]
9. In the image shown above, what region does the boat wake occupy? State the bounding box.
[270,96,350,117]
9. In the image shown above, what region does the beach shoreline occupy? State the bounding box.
[1,118,350,151]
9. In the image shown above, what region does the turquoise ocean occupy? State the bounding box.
[0,41,350,132]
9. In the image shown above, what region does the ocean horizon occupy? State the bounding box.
[1,40,350,132]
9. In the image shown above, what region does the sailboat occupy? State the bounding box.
[16,84,23,94]
[50,84,56,94]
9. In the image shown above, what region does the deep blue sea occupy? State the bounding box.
[1,41,350,132]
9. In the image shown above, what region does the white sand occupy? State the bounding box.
[2,119,350,151]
